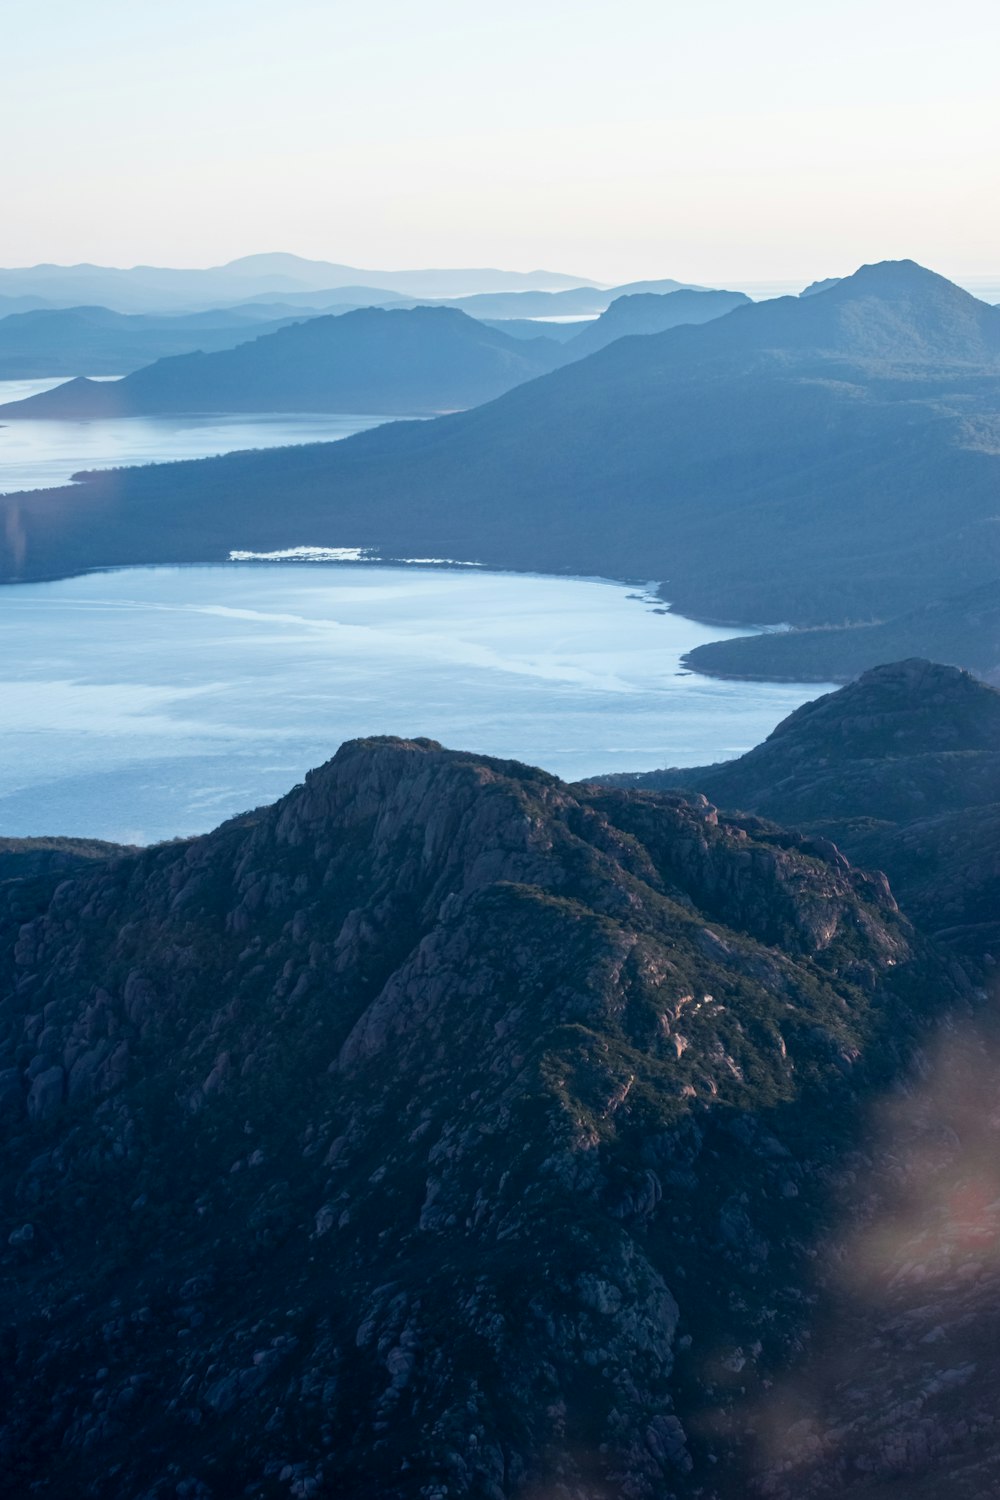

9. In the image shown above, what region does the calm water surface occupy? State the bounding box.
[0,564,831,844]
[0,377,392,493]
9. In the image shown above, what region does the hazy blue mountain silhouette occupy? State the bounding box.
[2,262,998,662]
[0,305,305,377]
[477,318,583,343]
[0,306,566,418]
[231,285,413,311]
[0,256,597,313]
[564,287,750,357]
[436,278,701,319]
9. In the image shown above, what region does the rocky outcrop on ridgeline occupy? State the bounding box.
[0,836,133,939]
[0,737,955,1498]
[596,661,1000,957]
[0,835,130,884]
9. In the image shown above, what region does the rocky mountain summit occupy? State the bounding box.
[0,736,965,1498]
[601,660,1000,956]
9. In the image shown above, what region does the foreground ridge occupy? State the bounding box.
[0,738,966,1497]
[603,660,1000,957]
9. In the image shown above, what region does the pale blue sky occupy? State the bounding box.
[4,0,998,283]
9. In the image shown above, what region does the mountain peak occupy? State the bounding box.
[766,656,1000,755]
[831,258,973,301]
[748,257,1000,368]
[0,737,919,1496]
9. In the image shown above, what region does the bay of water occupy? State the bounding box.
[0,564,830,845]
[0,378,391,493]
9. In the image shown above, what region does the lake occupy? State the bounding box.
[0,378,391,493]
[0,564,831,845]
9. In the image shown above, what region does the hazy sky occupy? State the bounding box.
[4,0,998,284]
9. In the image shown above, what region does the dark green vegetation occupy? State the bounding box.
[0,306,567,419]
[1,734,978,1498]
[599,659,1000,957]
[0,835,131,883]
[1,261,997,689]
[685,579,1000,682]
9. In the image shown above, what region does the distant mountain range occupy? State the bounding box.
[416,278,704,319]
[478,289,750,355]
[564,288,750,358]
[0,254,598,314]
[0,305,306,378]
[2,260,998,688]
[478,317,586,343]
[0,280,735,380]
[0,306,566,417]
[0,287,749,408]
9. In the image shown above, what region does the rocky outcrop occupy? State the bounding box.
[598,661,1000,959]
[0,738,958,1497]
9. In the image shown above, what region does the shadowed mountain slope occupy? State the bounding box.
[1,262,998,647]
[0,735,965,1498]
[563,287,751,358]
[477,288,748,360]
[597,660,1000,953]
[0,835,130,884]
[0,305,304,378]
[684,579,1000,683]
[477,316,585,342]
[436,277,701,319]
[0,306,565,418]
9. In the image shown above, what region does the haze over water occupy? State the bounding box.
[0,378,390,493]
[0,564,831,844]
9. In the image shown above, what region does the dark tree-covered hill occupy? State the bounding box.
[0,305,565,418]
[1,735,971,1499]
[597,659,1000,955]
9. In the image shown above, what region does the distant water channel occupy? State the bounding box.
[0,563,832,844]
[0,378,391,493]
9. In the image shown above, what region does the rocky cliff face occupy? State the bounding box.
[601,661,1000,958]
[0,738,963,1498]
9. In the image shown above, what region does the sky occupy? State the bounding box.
[3,0,999,285]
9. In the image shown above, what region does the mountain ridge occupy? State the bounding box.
[1,261,998,681]
[1,732,958,1498]
[0,306,566,418]
[562,287,751,358]
[0,256,599,313]
[0,304,306,378]
[595,659,1000,955]
[684,579,1000,683]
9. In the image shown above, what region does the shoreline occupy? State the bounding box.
[0,545,833,683]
